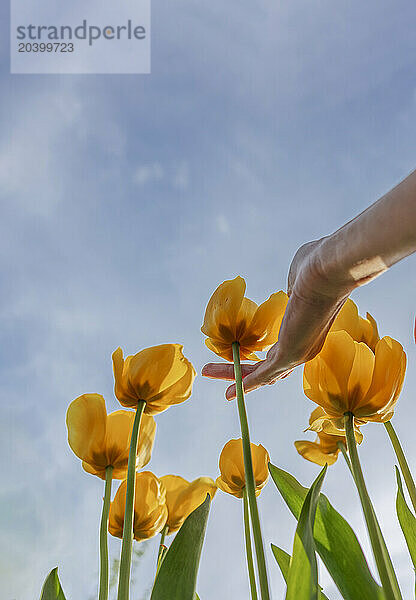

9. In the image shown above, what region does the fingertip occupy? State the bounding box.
[225,385,236,400]
[201,365,209,376]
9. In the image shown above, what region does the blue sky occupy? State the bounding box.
[1,0,416,598]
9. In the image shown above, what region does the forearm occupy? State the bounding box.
[202,170,416,397]
[280,171,416,368]
[315,169,416,293]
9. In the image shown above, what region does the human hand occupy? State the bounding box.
[201,346,293,400]
[202,239,346,399]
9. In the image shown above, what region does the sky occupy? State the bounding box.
[1,0,416,598]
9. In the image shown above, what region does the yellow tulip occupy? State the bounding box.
[304,331,406,433]
[216,438,270,498]
[112,344,196,415]
[201,276,288,361]
[295,407,363,466]
[108,472,168,541]
[160,475,217,534]
[66,393,156,479]
[330,298,379,350]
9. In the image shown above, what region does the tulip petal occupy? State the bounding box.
[204,338,234,362]
[133,472,168,540]
[251,444,270,487]
[330,299,360,340]
[128,344,190,401]
[136,414,157,468]
[215,475,243,498]
[219,439,245,489]
[112,348,138,407]
[246,291,288,347]
[218,438,269,498]
[347,342,375,412]
[162,475,189,500]
[201,276,246,341]
[108,479,127,538]
[235,297,258,339]
[359,312,380,350]
[294,440,339,466]
[357,337,406,419]
[308,406,328,427]
[304,357,344,416]
[104,410,135,471]
[160,475,190,530]
[319,331,356,400]
[66,393,107,466]
[144,362,195,415]
[239,347,261,361]
[161,475,217,534]
[109,472,168,541]
[82,460,104,479]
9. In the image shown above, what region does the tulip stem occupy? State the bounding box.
[337,442,354,477]
[384,421,416,514]
[344,412,402,600]
[243,487,259,600]
[99,465,113,600]
[232,342,271,600]
[157,525,168,569]
[117,400,146,600]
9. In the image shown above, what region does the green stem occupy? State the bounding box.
[99,465,113,600]
[232,342,270,600]
[344,412,402,600]
[243,487,258,600]
[337,441,354,477]
[157,525,168,568]
[153,525,169,587]
[384,421,416,514]
[117,400,146,600]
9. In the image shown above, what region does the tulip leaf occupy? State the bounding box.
[271,544,291,581]
[269,464,384,600]
[271,544,330,600]
[151,495,211,600]
[396,467,416,570]
[40,567,66,600]
[286,465,326,600]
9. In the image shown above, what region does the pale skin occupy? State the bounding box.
[202,169,416,399]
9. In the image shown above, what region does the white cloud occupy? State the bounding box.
[172,161,190,190]
[133,162,164,185]
[0,87,83,216]
[216,214,229,234]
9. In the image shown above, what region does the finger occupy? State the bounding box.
[225,361,291,399]
[201,362,258,380]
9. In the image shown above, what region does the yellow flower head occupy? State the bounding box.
[160,475,217,534]
[304,331,406,433]
[108,471,168,541]
[112,344,196,415]
[201,276,288,361]
[216,438,270,499]
[330,298,379,350]
[294,407,363,466]
[66,393,156,479]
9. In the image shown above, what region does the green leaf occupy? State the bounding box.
[271,545,330,600]
[151,495,211,600]
[286,465,326,600]
[396,467,416,569]
[271,544,291,582]
[40,567,66,600]
[269,464,384,600]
